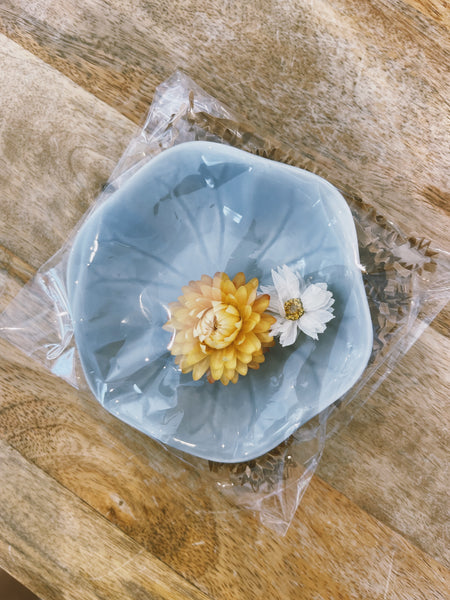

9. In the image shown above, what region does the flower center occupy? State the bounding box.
[193,302,242,349]
[284,298,304,321]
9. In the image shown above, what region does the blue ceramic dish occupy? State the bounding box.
[67,141,373,462]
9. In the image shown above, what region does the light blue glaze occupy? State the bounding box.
[67,142,373,462]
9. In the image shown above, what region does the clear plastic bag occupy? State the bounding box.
[1,71,448,535]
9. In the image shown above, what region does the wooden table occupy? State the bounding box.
[0,1,449,598]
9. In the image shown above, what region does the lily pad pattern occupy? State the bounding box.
[67,142,373,462]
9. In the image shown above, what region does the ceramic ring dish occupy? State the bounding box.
[67,141,373,462]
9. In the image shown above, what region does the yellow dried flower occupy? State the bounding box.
[163,272,276,385]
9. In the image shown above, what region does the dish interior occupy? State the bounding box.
[67,142,373,462]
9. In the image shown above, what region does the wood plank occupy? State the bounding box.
[0,438,212,600]
[401,0,450,25]
[0,340,224,586]
[0,1,449,249]
[0,244,35,316]
[0,34,136,269]
[318,325,450,566]
[1,342,449,599]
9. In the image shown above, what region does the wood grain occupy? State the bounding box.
[0,438,211,600]
[0,244,35,316]
[318,325,450,566]
[1,0,449,249]
[0,1,449,598]
[0,34,136,269]
[1,341,449,599]
[402,0,450,25]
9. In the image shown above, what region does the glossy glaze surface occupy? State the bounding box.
[67,142,372,461]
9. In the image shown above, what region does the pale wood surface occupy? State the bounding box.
[0,1,449,598]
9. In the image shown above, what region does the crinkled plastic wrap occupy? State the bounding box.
[1,72,449,535]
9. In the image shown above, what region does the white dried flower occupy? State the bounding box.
[260,264,335,347]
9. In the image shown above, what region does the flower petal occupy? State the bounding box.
[261,284,285,314]
[297,311,331,339]
[301,283,334,312]
[270,316,289,336]
[232,272,246,288]
[252,294,270,313]
[253,314,276,333]
[280,264,303,297]
[271,265,300,302]
[192,357,210,380]
[316,309,335,324]
[279,321,298,346]
[166,270,276,384]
